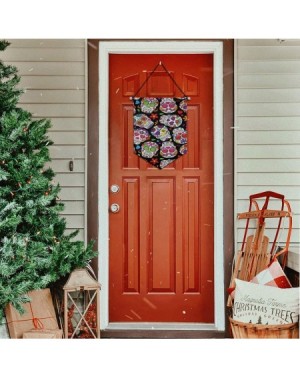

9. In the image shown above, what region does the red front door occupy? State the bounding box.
[108,54,214,323]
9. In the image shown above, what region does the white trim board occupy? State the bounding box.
[98,41,224,331]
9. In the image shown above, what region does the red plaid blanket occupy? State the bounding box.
[251,259,292,288]
[228,259,292,299]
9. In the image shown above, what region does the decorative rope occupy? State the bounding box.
[29,302,44,329]
[6,302,54,330]
[132,61,189,99]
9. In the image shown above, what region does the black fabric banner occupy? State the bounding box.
[133,97,188,169]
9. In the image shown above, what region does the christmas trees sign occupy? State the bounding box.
[0,41,97,319]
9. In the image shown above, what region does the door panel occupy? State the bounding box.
[148,178,176,293]
[109,54,214,323]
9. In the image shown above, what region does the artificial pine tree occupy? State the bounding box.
[0,40,97,319]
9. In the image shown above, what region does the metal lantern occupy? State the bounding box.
[63,268,100,339]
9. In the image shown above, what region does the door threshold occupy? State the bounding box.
[104,322,218,331]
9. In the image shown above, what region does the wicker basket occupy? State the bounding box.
[229,317,299,339]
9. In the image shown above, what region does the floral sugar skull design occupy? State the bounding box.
[134,128,150,145]
[172,127,187,144]
[133,114,154,129]
[141,141,159,158]
[160,114,183,128]
[140,98,159,113]
[133,97,188,169]
[160,141,178,158]
[159,98,178,113]
[151,125,171,141]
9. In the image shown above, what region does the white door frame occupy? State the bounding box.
[98,41,224,331]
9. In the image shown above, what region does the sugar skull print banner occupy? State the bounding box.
[133,97,188,169]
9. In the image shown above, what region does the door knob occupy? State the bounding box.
[110,203,120,213]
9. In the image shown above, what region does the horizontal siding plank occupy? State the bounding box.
[287,250,300,272]
[237,102,300,116]
[237,159,300,173]
[22,103,84,117]
[237,130,300,145]
[55,173,85,187]
[61,201,84,215]
[8,39,85,48]
[1,48,85,62]
[237,199,299,213]
[238,61,300,74]
[236,229,299,244]
[288,243,300,254]
[50,118,85,131]
[238,74,300,89]
[238,40,300,47]
[237,186,300,200]
[237,116,300,131]
[64,215,84,229]
[6,62,84,76]
[48,131,84,145]
[237,223,299,235]
[239,145,300,159]
[18,76,85,90]
[236,221,299,233]
[49,146,85,159]
[59,187,85,201]
[48,159,85,173]
[237,173,300,186]
[65,229,84,242]
[238,46,300,60]
[20,89,84,104]
[238,88,300,103]
[237,233,300,251]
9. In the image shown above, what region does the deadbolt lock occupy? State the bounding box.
[110,184,120,193]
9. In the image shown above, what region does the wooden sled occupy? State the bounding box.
[227,191,292,308]
[227,191,297,338]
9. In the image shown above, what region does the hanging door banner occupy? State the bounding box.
[133,97,188,169]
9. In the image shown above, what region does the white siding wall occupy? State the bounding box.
[236,39,300,269]
[2,39,86,241]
